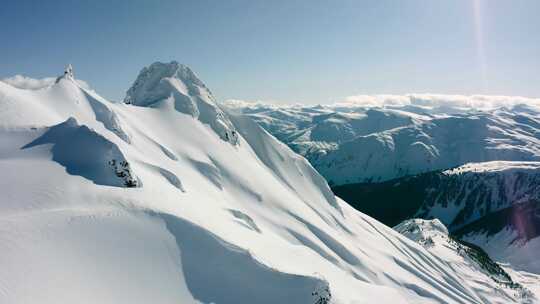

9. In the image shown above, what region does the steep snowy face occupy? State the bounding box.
[1,65,539,303]
[226,102,540,185]
[125,61,238,143]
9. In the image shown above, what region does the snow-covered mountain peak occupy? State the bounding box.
[124,61,238,144]
[124,61,212,107]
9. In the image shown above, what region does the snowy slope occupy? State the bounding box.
[0,64,537,303]
[395,219,534,303]
[226,102,540,185]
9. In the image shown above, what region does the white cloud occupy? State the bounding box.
[338,93,540,111]
[221,99,295,110]
[224,94,540,115]
[1,75,91,90]
[1,75,56,90]
[340,95,409,108]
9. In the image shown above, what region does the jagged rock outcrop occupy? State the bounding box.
[56,64,74,83]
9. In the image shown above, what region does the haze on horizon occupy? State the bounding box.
[1,0,539,104]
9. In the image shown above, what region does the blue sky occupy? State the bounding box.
[1,0,539,103]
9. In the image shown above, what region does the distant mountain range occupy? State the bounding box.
[225,100,540,185]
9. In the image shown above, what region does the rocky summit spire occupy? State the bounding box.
[64,64,74,79]
[56,64,75,83]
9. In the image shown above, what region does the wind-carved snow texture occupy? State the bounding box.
[228,209,261,233]
[188,158,223,190]
[124,61,239,144]
[22,117,139,187]
[142,162,184,192]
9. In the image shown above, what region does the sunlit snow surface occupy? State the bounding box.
[0,65,538,303]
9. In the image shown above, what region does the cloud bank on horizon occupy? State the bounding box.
[225,93,540,111]
[340,94,540,110]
